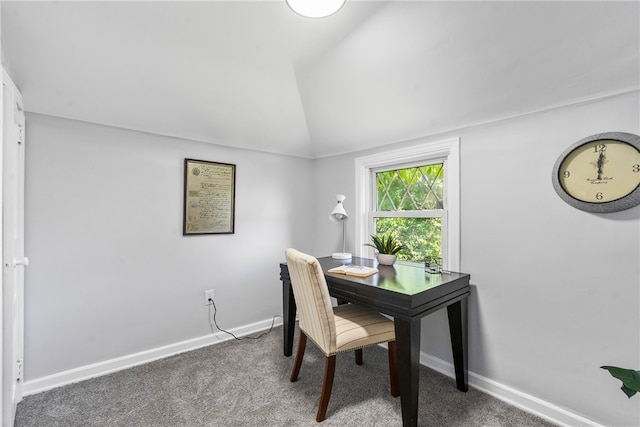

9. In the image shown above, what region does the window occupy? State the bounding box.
[355,137,460,271]
[373,163,445,263]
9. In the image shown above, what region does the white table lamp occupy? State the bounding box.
[329,194,352,260]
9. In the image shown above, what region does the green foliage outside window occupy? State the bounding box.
[376,218,441,262]
[377,164,444,211]
[375,163,444,263]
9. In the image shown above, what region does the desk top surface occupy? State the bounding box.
[282,256,469,297]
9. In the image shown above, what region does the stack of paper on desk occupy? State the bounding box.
[327,265,378,277]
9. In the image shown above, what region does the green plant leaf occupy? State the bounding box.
[601,366,640,398]
[621,385,638,399]
[364,233,404,255]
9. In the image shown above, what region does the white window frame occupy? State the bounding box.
[354,137,460,271]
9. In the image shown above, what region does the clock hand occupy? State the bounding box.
[596,150,605,180]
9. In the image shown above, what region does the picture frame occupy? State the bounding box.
[183,159,236,235]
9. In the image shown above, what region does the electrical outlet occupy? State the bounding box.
[204,289,214,306]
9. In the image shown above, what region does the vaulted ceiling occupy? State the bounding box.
[2,1,638,158]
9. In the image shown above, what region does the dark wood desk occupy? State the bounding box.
[279,256,470,427]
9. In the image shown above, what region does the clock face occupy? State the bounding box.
[558,139,640,203]
[552,132,640,213]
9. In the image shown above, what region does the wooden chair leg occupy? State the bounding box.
[316,355,336,422]
[388,341,399,397]
[355,348,363,365]
[290,332,307,382]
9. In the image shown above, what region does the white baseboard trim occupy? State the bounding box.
[420,353,602,427]
[23,317,282,397]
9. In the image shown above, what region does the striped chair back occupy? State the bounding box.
[284,248,336,354]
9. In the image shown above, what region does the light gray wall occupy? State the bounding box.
[312,91,640,426]
[24,113,313,379]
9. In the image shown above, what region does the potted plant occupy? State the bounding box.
[365,233,404,265]
[601,366,640,398]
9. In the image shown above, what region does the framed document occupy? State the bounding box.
[183,159,236,235]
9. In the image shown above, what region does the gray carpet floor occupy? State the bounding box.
[15,326,556,426]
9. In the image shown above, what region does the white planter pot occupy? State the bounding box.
[376,254,397,266]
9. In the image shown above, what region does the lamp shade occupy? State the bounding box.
[286,0,346,19]
[329,194,348,221]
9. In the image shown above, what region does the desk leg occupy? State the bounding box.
[282,278,296,357]
[447,297,469,392]
[394,317,421,427]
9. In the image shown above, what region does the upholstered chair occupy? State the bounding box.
[284,248,399,422]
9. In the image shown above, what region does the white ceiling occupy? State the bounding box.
[2,1,638,158]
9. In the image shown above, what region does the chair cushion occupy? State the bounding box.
[332,304,395,355]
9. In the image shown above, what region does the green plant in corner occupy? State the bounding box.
[600,366,640,398]
[365,233,404,255]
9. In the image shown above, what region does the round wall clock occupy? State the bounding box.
[552,132,640,213]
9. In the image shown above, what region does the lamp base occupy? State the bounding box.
[332,252,352,260]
